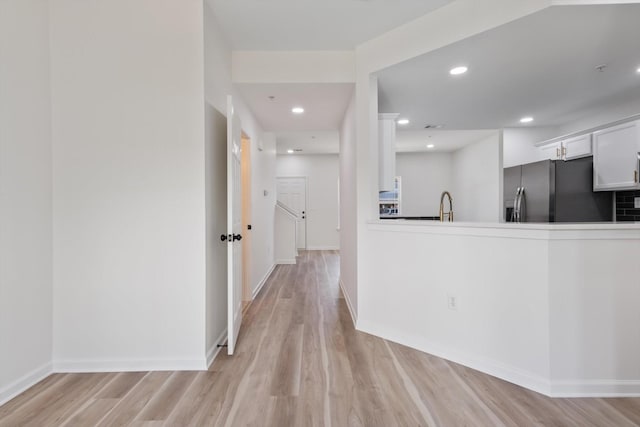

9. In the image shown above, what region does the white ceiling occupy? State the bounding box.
[276,131,339,155]
[396,129,498,153]
[236,83,354,132]
[377,4,640,130]
[206,0,452,50]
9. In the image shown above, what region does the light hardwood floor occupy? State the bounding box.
[2,250,640,426]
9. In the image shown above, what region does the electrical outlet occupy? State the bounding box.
[447,294,458,311]
[635,197,640,209]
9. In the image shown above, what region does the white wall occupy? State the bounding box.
[203,2,231,365]
[249,132,277,296]
[0,0,53,404]
[452,132,502,222]
[339,93,358,322]
[556,89,640,137]
[396,152,452,216]
[50,0,207,370]
[232,51,355,84]
[503,127,561,168]
[548,238,640,396]
[359,222,640,396]
[204,102,228,364]
[205,2,276,305]
[277,154,340,250]
[358,223,552,394]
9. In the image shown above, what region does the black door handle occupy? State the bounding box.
[220,234,232,242]
[233,233,242,241]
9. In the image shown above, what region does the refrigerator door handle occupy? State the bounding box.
[518,187,526,222]
[513,187,525,223]
[512,187,521,222]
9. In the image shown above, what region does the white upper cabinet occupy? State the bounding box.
[538,134,592,161]
[540,141,561,161]
[378,113,399,192]
[592,120,640,191]
[562,134,592,160]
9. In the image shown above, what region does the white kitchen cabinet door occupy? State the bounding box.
[592,121,640,191]
[539,141,561,161]
[562,134,592,160]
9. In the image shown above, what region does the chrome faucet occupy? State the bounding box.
[439,191,453,222]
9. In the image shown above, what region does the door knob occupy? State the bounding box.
[220,234,232,242]
[233,233,242,241]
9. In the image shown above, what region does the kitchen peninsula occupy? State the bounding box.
[358,219,640,397]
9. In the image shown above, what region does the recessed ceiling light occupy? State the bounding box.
[426,144,435,149]
[397,118,410,125]
[291,107,304,114]
[636,67,640,73]
[520,117,534,123]
[450,66,468,75]
[287,149,294,154]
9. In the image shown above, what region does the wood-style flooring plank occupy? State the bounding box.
[95,372,171,427]
[134,371,198,421]
[2,250,640,427]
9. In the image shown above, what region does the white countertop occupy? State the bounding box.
[368,219,640,240]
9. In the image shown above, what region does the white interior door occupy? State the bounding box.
[276,177,306,249]
[227,96,243,355]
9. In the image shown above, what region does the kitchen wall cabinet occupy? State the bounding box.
[378,113,399,192]
[539,134,592,161]
[562,134,592,160]
[592,120,640,191]
[540,141,561,161]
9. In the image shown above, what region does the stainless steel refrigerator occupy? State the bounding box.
[504,157,613,222]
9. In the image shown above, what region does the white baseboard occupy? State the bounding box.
[549,380,640,397]
[206,328,228,369]
[339,279,357,328]
[357,319,640,397]
[53,357,207,373]
[276,258,296,265]
[252,264,275,299]
[357,319,552,397]
[306,246,339,251]
[0,362,52,406]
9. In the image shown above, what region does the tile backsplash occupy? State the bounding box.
[616,190,640,221]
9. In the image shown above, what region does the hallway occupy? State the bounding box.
[1,250,640,426]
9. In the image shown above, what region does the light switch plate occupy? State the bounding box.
[635,197,640,209]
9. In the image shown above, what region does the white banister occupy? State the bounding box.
[274,202,298,264]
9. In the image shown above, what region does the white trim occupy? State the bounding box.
[206,328,228,369]
[0,362,53,406]
[368,220,640,241]
[306,246,340,251]
[549,380,640,398]
[252,264,275,299]
[339,279,357,328]
[276,258,296,265]
[534,113,640,147]
[357,319,640,397]
[551,0,640,5]
[53,357,207,373]
[357,319,552,396]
